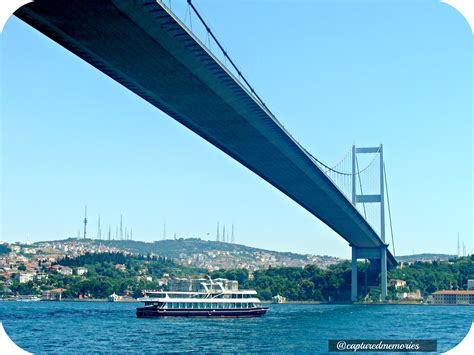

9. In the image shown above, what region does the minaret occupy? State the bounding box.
[119,215,123,240]
[97,215,101,240]
[83,206,88,239]
[231,224,235,244]
[216,222,220,242]
[223,225,226,243]
[163,222,167,240]
[115,226,118,240]
[130,228,133,241]
[108,226,111,241]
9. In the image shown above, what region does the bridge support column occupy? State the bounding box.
[351,246,357,302]
[380,245,387,301]
[355,246,389,302]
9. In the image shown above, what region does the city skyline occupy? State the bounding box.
[1,1,472,258]
[4,206,471,258]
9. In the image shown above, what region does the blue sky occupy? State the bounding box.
[1,0,472,258]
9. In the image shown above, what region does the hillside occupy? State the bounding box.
[36,237,340,271]
[91,238,307,260]
[397,253,457,262]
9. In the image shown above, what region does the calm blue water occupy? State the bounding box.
[0,302,472,353]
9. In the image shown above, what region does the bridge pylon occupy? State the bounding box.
[350,144,388,302]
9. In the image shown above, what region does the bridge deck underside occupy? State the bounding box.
[16,0,396,266]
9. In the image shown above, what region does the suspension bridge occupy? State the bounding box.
[15,0,397,301]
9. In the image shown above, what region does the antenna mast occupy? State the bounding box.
[83,206,88,239]
[97,215,101,240]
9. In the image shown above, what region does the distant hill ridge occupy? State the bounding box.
[396,253,456,262]
[46,237,311,260]
[94,238,310,260]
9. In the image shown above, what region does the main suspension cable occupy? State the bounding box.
[179,2,379,180]
[187,0,270,112]
[304,146,380,176]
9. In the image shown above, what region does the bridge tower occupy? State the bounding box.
[350,144,388,302]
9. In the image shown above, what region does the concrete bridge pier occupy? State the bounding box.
[351,245,388,302]
[351,246,358,302]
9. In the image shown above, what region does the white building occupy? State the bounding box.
[18,272,34,283]
[10,245,21,253]
[76,267,88,276]
[57,266,73,276]
[389,279,407,290]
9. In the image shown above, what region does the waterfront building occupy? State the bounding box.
[468,280,474,290]
[42,288,65,301]
[432,290,474,305]
[108,292,122,302]
[272,294,287,303]
[396,290,422,300]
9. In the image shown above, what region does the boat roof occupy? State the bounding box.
[145,290,257,295]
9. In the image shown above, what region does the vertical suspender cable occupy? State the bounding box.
[175,1,389,239]
[384,162,396,257]
[355,156,367,219]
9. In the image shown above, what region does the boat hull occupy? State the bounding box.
[136,306,268,318]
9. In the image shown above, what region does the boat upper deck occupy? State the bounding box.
[145,290,257,295]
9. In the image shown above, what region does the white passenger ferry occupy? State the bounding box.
[136,277,268,318]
